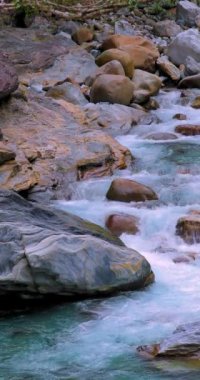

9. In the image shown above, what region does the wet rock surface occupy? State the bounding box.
[106,178,158,203]
[176,211,200,244]
[0,190,154,299]
[106,213,139,236]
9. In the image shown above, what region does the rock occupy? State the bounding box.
[154,20,182,37]
[106,178,158,203]
[138,322,200,360]
[95,49,134,78]
[84,102,148,137]
[57,20,80,35]
[175,124,200,136]
[185,56,200,76]
[90,74,133,105]
[173,113,187,120]
[30,48,98,88]
[167,29,200,67]
[114,20,137,36]
[0,143,16,164]
[72,27,94,45]
[178,73,200,89]
[106,213,139,236]
[85,60,125,86]
[191,95,200,108]
[101,35,159,72]
[176,211,200,243]
[0,59,18,100]
[0,129,3,141]
[45,82,88,106]
[132,69,162,104]
[176,0,200,27]
[144,133,177,140]
[0,190,154,300]
[144,98,160,111]
[157,56,180,82]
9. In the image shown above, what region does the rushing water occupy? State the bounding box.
[1,90,200,380]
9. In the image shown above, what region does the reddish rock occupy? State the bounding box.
[175,124,200,135]
[173,113,187,120]
[72,27,94,45]
[106,178,158,203]
[176,211,200,244]
[96,48,134,78]
[106,214,139,236]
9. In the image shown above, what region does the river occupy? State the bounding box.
[0,90,200,379]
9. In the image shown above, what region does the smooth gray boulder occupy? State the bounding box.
[167,29,200,67]
[0,191,154,301]
[176,0,200,27]
[137,321,200,360]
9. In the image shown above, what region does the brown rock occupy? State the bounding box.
[106,178,158,202]
[106,213,139,236]
[85,60,125,86]
[0,59,18,100]
[175,124,200,136]
[102,35,160,72]
[96,48,134,78]
[144,133,177,140]
[90,74,133,105]
[157,56,180,82]
[0,143,16,164]
[178,73,200,89]
[191,95,200,108]
[173,113,187,120]
[72,27,94,45]
[132,69,162,104]
[176,211,200,244]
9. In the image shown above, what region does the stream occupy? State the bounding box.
[0,90,200,379]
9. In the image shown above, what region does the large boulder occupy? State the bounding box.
[137,322,200,360]
[0,58,18,99]
[106,178,158,202]
[0,191,154,300]
[176,0,200,27]
[106,213,139,236]
[154,20,182,37]
[167,29,200,67]
[101,35,159,72]
[85,60,125,87]
[176,211,200,244]
[90,74,133,105]
[132,69,162,104]
[178,73,200,89]
[95,48,134,78]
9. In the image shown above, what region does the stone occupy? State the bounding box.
[176,0,200,27]
[157,56,180,82]
[45,82,88,106]
[191,96,200,108]
[95,49,134,78]
[173,113,187,120]
[114,20,136,36]
[106,213,139,236]
[185,56,200,76]
[106,178,158,203]
[132,69,162,104]
[176,211,200,243]
[144,133,177,140]
[167,29,200,67]
[154,20,182,37]
[137,321,200,360]
[144,98,160,111]
[0,129,3,141]
[90,74,133,105]
[101,35,159,72]
[72,27,94,45]
[178,73,200,89]
[0,190,154,300]
[85,60,125,86]
[0,59,18,100]
[175,124,200,136]
[0,143,16,164]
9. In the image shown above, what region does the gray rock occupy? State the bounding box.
[157,56,180,82]
[114,20,137,36]
[0,191,154,299]
[185,56,200,75]
[46,82,88,106]
[154,20,182,37]
[0,59,18,99]
[176,0,200,27]
[178,73,200,88]
[167,29,200,67]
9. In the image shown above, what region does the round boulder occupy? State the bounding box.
[72,27,94,44]
[90,74,133,105]
[132,69,162,104]
[96,48,134,78]
[176,211,200,244]
[106,213,139,236]
[106,178,158,202]
[85,60,125,87]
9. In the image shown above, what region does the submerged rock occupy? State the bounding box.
[105,213,139,237]
[144,133,177,140]
[176,211,200,244]
[0,191,154,300]
[175,124,200,136]
[137,321,200,360]
[106,178,158,203]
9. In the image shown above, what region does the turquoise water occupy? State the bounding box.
[1,90,200,380]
